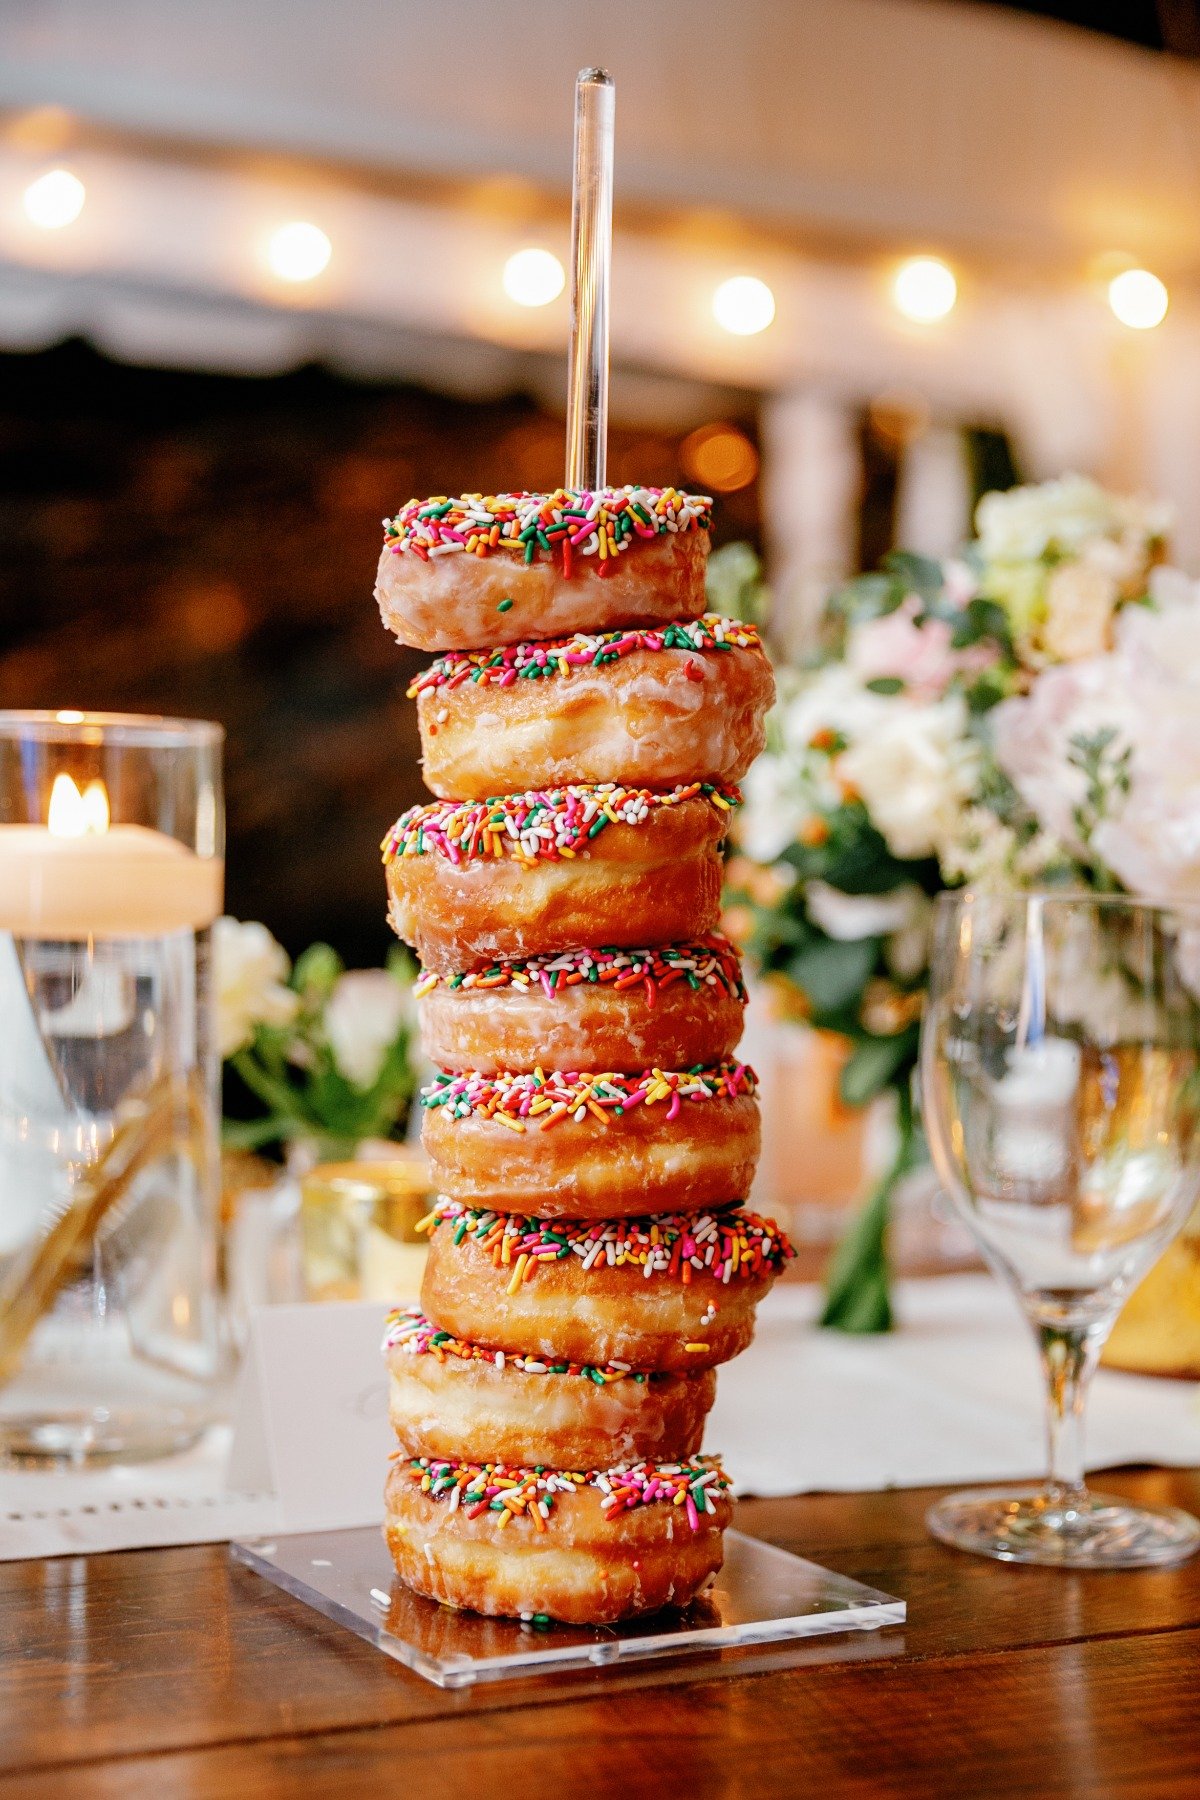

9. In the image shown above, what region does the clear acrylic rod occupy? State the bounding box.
[565,67,614,492]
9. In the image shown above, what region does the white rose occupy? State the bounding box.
[777,665,886,760]
[736,752,810,862]
[213,917,298,1059]
[1041,561,1118,662]
[805,880,927,941]
[325,969,410,1089]
[806,880,932,980]
[837,695,979,862]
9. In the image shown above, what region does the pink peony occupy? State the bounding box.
[849,598,995,700]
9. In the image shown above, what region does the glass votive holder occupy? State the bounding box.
[0,710,225,1463]
[299,1152,433,1304]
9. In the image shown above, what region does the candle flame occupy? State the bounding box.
[47,773,110,837]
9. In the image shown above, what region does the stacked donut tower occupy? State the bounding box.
[374,71,791,1626]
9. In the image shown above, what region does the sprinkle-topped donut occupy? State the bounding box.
[382,781,739,869]
[383,1306,718,1466]
[419,1062,760,1219]
[383,486,712,571]
[395,1454,731,1530]
[413,938,748,1076]
[385,1305,664,1383]
[414,937,745,1002]
[408,615,761,695]
[410,615,774,799]
[374,487,713,653]
[420,1200,794,1284]
[421,1061,756,1128]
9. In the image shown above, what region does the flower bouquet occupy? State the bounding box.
[728,474,1195,1329]
[215,918,419,1159]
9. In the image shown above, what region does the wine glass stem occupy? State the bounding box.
[1037,1320,1103,1515]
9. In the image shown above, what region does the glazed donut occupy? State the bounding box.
[410,616,773,800]
[384,1454,731,1624]
[420,1064,759,1220]
[376,487,711,653]
[383,782,737,973]
[419,1201,793,1372]
[384,1306,716,1467]
[415,937,746,1076]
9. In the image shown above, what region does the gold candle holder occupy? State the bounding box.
[299,1152,434,1304]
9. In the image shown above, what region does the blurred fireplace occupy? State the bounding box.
[0,339,761,965]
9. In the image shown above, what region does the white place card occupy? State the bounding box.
[227,1299,395,1533]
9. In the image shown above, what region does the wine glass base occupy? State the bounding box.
[927,1487,1200,1569]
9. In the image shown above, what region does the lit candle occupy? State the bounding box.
[0,775,223,938]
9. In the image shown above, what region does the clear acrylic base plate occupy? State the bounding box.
[231,1525,906,1689]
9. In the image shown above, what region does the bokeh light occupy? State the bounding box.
[1108,268,1168,330]
[267,221,332,283]
[502,247,566,307]
[712,275,776,336]
[23,168,86,231]
[892,256,957,324]
[681,422,760,491]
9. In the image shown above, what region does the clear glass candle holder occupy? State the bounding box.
[0,710,225,1463]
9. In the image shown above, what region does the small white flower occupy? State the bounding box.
[213,917,298,1059]
[837,695,979,863]
[805,880,928,943]
[325,969,410,1089]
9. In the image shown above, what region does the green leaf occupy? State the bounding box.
[839,1030,918,1107]
[883,549,945,602]
[819,1171,892,1331]
[292,942,343,998]
[785,936,878,1019]
[831,572,904,625]
[865,676,905,695]
[950,596,1014,655]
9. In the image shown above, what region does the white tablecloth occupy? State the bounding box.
[712,1274,1200,1494]
[2,1276,1198,1559]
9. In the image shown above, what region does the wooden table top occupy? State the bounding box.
[2,1467,1198,1797]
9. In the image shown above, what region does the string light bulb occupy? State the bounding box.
[892,256,957,324]
[712,275,776,336]
[23,168,85,230]
[266,221,332,283]
[1108,268,1168,330]
[502,247,565,307]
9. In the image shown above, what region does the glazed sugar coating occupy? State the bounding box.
[412,617,774,799]
[375,487,711,652]
[420,1065,760,1220]
[414,937,747,1075]
[384,1307,717,1466]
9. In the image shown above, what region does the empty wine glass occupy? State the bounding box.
[920,889,1200,1567]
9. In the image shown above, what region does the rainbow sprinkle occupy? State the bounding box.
[383,1305,679,1384]
[397,1455,730,1530]
[381,781,740,869]
[421,1063,757,1132]
[412,936,746,1006]
[408,615,762,696]
[419,1201,794,1286]
[382,486,712,576]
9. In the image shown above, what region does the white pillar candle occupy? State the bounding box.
[0,776,223,938]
